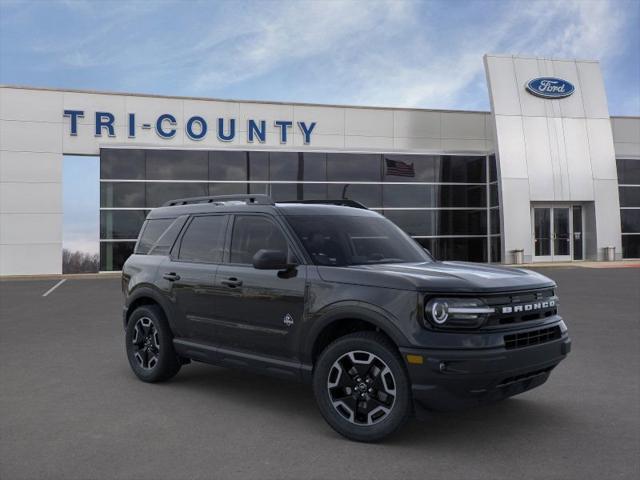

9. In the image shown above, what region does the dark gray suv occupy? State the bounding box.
[122,194,570,442]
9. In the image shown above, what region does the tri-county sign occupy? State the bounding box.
[63,110,317,144]
[526,77,575,99]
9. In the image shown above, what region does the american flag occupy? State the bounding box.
[385,158,415,177]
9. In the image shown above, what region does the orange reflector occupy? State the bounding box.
[406,354,424,365]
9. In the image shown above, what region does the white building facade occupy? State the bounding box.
[1,54,639,275]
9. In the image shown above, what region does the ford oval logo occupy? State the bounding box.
[526,77,575,99]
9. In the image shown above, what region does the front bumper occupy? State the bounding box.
[400,330,571,411]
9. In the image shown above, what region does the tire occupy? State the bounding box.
[125,304,181,383]
[313,331,411,442]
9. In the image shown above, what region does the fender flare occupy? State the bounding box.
[124,285,176,331]
[301,301,410,364]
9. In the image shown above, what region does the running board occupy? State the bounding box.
[173,338,312,382]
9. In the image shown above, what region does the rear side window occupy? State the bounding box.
[230,215,288,264]
[135,218,174,254]
[148,216,187,255]
[178,215,227,263]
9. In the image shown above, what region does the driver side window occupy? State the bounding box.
[229,215,289,264]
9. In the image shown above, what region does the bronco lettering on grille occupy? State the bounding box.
[501,299,555,314]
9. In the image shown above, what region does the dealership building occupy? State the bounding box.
[1,54,639,275]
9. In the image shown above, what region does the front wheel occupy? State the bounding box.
[313,332,411,442]
[125,305,181,383]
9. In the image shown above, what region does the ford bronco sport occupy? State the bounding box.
[122,194,571,442]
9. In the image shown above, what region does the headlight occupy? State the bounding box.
[424,298,494,329]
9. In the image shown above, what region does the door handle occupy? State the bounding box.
[221,277,243,288]
[162,272,181,281]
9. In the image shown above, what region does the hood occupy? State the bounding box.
[316,261,555,293]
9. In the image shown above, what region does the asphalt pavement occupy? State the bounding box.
[0,266,638,480]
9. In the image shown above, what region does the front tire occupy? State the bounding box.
[313,331,411,442]
[125,305,181,383]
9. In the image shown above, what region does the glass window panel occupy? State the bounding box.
[249,183,269,195]
[100,241,136,271]
[534,208,551,256]
[149,216,188,256]
[489,154,497,182]
[146,150,208,180]
[619,186,640,207]
[622,235,640,258]
[136,218,175,254]
[146,183,208,207]
[209,183,248,196]
[301,183,328,200]
[100,210,147,239]
[270,152,300,181]
[414,237,487,262]
[382,184,486,208]
[270,183,300,202]
[617,159,640,185]
[178,215,228,263]
[621,210,640,233]
[490,236,501,263]
[490,183,499,206]
[302,153,327,181]
[210,150,248,181]
[384,210,487,236]
[327,184,381,208]
[382,184,428,208]
[436,156,486,183]
[230,216,288,264]
[490,209,501,234]
[327,153,381,181]
[249,152,269,181]
[100,149,145,179]
[100,182,145,208]
[383,154,438,182]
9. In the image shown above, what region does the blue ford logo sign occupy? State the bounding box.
[526,77,575,99]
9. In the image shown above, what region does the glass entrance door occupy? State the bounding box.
[533,205,582,262]
[552,207,571,261]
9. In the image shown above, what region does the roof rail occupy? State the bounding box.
[277,199,368,209]
[163,194,275,207]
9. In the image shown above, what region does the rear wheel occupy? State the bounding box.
[313,331,411,442]
[125,305,181,383]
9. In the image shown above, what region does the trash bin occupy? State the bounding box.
[604,246,615,262]
[512,249,524,265]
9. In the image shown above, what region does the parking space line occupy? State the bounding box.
[42,279,67,297]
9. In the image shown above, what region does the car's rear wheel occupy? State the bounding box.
[125,305,181,383]
[313,331,411,442]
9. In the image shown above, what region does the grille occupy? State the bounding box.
[504,326,561,350]
[484,289,558,327]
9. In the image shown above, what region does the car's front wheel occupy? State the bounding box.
[125,305,181,383]
[313,331,411,442]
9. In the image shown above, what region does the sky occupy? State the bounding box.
[1,0,639,254]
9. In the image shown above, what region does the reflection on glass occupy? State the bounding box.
[146,183,208,207]
[327,154,381,181]
[327,184,381,208]
[572,206,583,260]
[100,182,145,208]
[100,241,135,271]
[534,208,551,256]
[146,150,208,180]
[100,210,147,239]
[553,208,570,256]
[100,149,145,179]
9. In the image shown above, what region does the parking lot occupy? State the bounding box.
[1,266,638,480]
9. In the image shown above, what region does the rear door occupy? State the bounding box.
[160,214,229,341]
[210,214,307,360]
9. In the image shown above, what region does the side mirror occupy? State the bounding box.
[252,249,290,270]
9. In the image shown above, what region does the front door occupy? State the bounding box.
[208,214,307,361]
[533,205,583,262]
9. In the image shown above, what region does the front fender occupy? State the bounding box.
[300,301,412,365]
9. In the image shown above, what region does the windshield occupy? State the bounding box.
[286,214,431,266]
